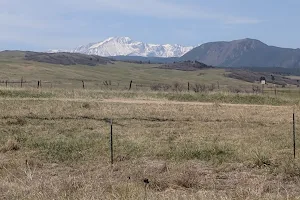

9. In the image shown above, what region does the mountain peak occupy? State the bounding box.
[108,36,132,43]
[232,38,266,45]
[71,37,193,57]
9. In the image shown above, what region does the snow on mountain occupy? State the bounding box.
[69,37,193,57]
[47,49,69,53]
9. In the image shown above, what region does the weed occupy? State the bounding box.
[1,138,20,152]
[252,150,272,168]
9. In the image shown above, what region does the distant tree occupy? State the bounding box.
[271,75,275,82]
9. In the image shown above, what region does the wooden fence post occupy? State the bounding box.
[110,119,113,165]
[188,82,190,92]
[37,81,40,88]
[21,77,23,88]
[82,80,85,89]
[129,80,132,90]
[293,110,296,159]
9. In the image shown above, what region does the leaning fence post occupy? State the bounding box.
[110,119,113,165]
[293,110,296,159]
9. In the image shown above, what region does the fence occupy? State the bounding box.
[1,78,300,96]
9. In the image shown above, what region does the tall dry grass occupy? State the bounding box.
[0,87,300,199]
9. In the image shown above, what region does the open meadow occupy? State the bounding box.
[1,51,300,199]
[0,88,300,200]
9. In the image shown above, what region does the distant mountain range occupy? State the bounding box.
[49,37,193,57]
[49,37,300,68]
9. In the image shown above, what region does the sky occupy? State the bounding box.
[1,0,300,51]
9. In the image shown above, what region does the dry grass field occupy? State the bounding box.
[1,51,300,199]
[1,88,300,199]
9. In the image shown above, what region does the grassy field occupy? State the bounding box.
[2,52,300,199]
[0,51,252,91]
[1,88,300,199]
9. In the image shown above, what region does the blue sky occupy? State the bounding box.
[1,0,300,51]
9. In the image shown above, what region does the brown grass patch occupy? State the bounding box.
[1,88,300,199]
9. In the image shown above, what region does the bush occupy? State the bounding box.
[193,84,206,93]
[172,82,184,92]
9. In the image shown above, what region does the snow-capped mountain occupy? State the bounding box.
[51,37,193,57]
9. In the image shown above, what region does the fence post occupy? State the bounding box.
[217,81,220,89]
[188,82,190,92]
[37,81,40,88]
[110,119,113,165]
[21,77,23,88]
[129,80,132,90]
[293,110,296,159]
[82,80,85,89]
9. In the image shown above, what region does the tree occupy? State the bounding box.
[271,75,275,82]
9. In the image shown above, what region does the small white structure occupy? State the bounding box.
[260,77,266,85]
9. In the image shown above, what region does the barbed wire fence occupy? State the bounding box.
[0,78,299,95]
